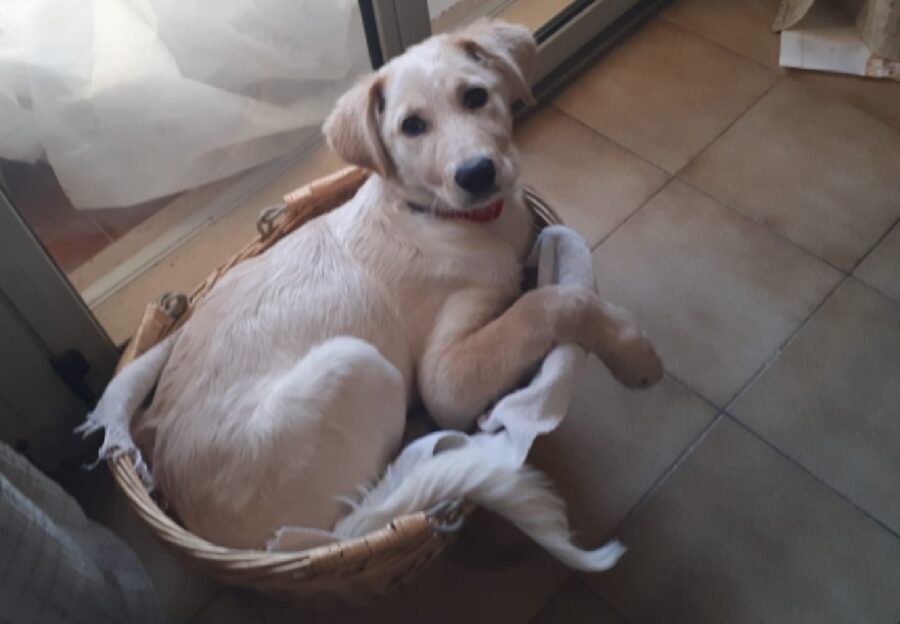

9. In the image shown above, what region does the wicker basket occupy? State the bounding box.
[106,166,562,606]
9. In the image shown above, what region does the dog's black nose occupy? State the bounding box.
[454,157,496,196]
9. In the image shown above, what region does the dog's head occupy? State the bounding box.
[323,19,535,216]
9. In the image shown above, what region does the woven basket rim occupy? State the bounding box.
[109,451,458,565]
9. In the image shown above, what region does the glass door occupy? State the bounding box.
[1,0,373,341]
[426,0,658,103]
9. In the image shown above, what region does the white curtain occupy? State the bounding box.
[0,0,369,209]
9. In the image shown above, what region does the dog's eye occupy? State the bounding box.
[401,115,428,137]
[462,87,488,110]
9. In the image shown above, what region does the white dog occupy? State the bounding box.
[88,19,662,571]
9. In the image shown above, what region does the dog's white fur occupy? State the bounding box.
[89,20,662,571]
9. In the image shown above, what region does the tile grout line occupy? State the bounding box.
[662,369,724,412]
[657,15,780,74]
[724,414,900,543]
[520,570,579,624]
[605,412,725,539]
[549,86,785,259]
[849,214,900,274]
[672,73,783,179]
[589,182,666,253]
[677,177,849,275]
[720,264,900,543]
[853,273,900,307]
[849,212,900,305]
[526,571,576,624]
[544,106,677,254]
[549,104,672,178]
[572,573,634,624]
[549,32,781,185]
[674,81,900,275]
[544,105,675,253]
[724,272,850,412]
[577,413,727,616]
[528,570,629,624]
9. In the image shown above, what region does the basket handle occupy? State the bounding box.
[257,204,286,238]
[426,498,467,534]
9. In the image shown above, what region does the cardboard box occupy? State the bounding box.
[776,0,900,60]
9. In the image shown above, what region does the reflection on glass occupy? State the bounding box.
[430,0,578,33]
[0,0,369,290]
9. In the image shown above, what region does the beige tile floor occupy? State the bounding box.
[76,2,900,622]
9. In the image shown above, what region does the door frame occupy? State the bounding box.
[360,0,432,65]
[530,0,665,104]
[0,187,119,469]
[0,189,118,395]
[360,0,662,108]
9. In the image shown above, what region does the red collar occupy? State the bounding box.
[407,199,504,223]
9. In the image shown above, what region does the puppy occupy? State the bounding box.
[88,19,662,570]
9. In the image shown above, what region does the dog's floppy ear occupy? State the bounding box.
[323,74,392,177]
[455,19,536,104]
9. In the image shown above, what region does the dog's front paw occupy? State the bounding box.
[603,323,663,389]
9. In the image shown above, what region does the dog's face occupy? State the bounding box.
[324,20,536,216]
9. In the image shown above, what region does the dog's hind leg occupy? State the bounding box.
[183,336,407,548]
